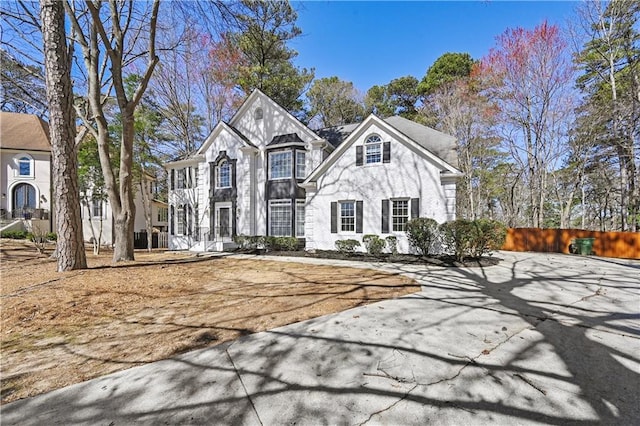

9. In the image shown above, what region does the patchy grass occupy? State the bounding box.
[0,239,418,404]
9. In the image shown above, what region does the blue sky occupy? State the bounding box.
[291,1,578,92]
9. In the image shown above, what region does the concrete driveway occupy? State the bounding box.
[2,251,639,425]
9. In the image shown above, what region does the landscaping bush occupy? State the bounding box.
[0,230,28,239]
[406,217,439,256]
[439,219,507,261]
[470,219,507,258]
[335,239,360,254]
[274,236,299,251]
[385,235,398,255]
[362,234,385,256]
[46,232,57,241]
[439,219,474,261]
[260,236,299,251]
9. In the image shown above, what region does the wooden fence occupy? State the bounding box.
[502,228,639,260]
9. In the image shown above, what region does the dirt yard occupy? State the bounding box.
[0,239,418,404]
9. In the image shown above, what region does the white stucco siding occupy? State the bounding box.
[1,150,52,216]
[306,125,453,254]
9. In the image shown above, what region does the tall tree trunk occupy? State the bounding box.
[113,109,137,261]
[40,0,87,271]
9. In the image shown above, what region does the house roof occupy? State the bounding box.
[267,133,305,146]
[0,112,51,152]
[316,116,458,167]
[305,114,462,185]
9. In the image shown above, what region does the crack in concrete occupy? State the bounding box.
[224,344,263,426]
[357,384,418,426]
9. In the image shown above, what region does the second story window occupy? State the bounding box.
[365,134,382,164]
[296,151,306,179]
[18,157,31,176]
[177,169,186,189]
[269,151,292,180]
[216,161,231,188]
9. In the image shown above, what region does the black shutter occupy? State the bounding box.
[356,146,363,166]
[331,202,337,233]
[383,142,391,163]
[356,200,363,233]
[170,205,175,235]
[381,199,389,233]
[411,198,419,219]
[170,169,175,190]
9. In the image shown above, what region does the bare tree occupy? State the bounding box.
[65,0,160,262]
[478,22,576,228]
[40,0,87,271]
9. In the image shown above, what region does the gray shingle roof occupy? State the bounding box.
[267,133,304,146]
[316,116,458,168]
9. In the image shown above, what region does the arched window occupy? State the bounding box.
[365,134,382,164]
[216,160,231,188]
[254,107,263,120]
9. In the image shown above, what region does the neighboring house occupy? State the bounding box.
[165,89,461,254]
[81,173,168,248]
[0,112,54,233]
[0,111,168,247]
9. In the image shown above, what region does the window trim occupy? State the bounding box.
[91,199,103,218]
[14,154,34,178]
[365,134,382,164]
[177,205,186,235]
[216,161,232,188]
[339,200,356,233]
[295,151,306,179]
[157,206,168,223]
[269,199,292,236]
[268,150,292,180]
[391,198,410,232]
[295,199,305,237]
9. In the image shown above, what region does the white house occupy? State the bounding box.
[0,112,53,232]
[165,90,461,253]
[0,111,168,248]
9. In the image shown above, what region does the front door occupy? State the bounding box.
[13,183,36,214]
[218,207,230,238]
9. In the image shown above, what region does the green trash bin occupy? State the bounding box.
[573,238,595,255]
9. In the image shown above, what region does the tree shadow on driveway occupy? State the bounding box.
[2,252,638,425]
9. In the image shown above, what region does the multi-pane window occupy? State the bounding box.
[158,207,168,222]
[392,199,409,231]
[295,200,305,237]
[340,201,355,232]
[365,134,382,164]
[92,199,103,218]
[269,200,291,236]
[269,151,292,180]
[18,157,31,176]
[216,161,231,188]
[177,169,186,189]
[177,206,185,235]
[296,151,306,179]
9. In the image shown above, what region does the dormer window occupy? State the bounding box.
[254,107,263,120]
[216,160,231,188]
[365,134,382,164]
